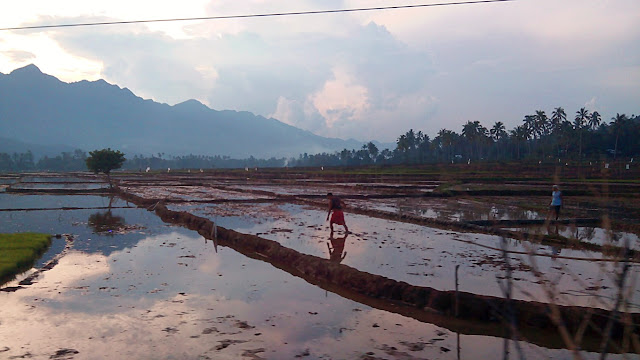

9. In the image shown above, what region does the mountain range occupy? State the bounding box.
[0,64,388,159]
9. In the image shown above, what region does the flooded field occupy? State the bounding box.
[171,201,639,309]
[1,172,639,359]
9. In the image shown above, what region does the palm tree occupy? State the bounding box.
[551,107,566,134]
[523,115,536,138]
[490,121,507,160]
[462,121,489,160]
[575,107,590,128]
[534,110,549,137]
[490,121,506,142]
[462,121,479,158]
[437,129,457,162]
[520,115,536,156]
[610,113,628,160]
[588,111,601,130]
[574,108,590,160]
[510,125,529,159]
[550,107,567,159]
[366,142,379,162]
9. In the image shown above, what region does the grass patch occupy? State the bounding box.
[0,233,51,286]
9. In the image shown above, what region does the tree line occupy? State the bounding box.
[0,150,287,172]
[290,108,638,167]
[1,108,637,172]
[0,149,88,172]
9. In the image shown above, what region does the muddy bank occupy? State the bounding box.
[117,187,639,352]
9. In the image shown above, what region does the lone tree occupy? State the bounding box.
[85,148,126,188]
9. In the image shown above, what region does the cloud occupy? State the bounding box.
[46,12,438,141]
[2,0,638,142]
[4,50,35,63]
[311,66,370,129]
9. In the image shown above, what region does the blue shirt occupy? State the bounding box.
[551,190,562,206]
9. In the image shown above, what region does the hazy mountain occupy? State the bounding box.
[0,64,388,159]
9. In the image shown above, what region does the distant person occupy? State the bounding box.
[548,185,563,221]
[327,233,348,263]
[326,193,349,234]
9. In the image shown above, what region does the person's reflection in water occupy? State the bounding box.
[327,233,348,263]
[545,224,562,256]
[546,223,560,236]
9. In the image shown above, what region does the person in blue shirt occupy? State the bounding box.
[548,185,563,221]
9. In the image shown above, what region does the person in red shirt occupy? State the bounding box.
[326,193,350,234]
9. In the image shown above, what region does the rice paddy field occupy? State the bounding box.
[1,165,639,359]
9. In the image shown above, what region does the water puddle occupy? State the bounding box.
[0,194,126,210]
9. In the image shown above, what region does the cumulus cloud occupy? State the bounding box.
[311,67,370,129]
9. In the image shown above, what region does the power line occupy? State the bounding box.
[0,0,517,32]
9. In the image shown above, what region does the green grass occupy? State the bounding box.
[0,233,51,286]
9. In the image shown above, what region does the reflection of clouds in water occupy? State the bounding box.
[0,291,265,359]
[519,225,639,249]
[361,197,546,222]
[308,308,451,358]
[0,233,246,359]
[38,251,111,289]
[1,199,633,358]
[0,229,459,359]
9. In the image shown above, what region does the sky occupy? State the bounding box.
[1,0,639,143]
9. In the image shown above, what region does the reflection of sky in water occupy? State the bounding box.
[10,183,109,190]
[350,198,545,222]
[0,194,636,359]
[0,199,166,257]
[0,194,126,210]
[0,177,18,185]
[181,202,640,310]
[19,176,101,183]
[506,225,640,250]
[0,219,624,359]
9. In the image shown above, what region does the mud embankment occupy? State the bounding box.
[118,187,639,353]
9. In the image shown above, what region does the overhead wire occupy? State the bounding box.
[0,0,517,32]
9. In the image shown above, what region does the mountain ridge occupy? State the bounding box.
[0,64,383,159]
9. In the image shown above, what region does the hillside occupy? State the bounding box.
[0,64,371,158]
